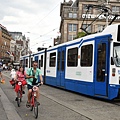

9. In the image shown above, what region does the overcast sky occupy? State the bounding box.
[0,0,75,52]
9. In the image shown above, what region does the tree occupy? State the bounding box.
[74,32,86,39]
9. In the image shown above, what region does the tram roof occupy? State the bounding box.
[47,24,120,51]
[20,24,120,58]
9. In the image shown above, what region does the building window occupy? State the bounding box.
[112,6,120,13]
[82,24,92,33]
[68,35,76,41]
[80,44,93,67]
[68,24,72,31]
[49,52,56,67]
[68,13,77,18]
[82,4,92,14]
[67,47,78,67]
[73,13,77,18]
[68,24,77,32]
[97,24,105,32]
[69,13,72,18]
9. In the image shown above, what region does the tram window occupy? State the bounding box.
[25,59,28,67]
[58,51,65,70]
[67,47,78,67]
[20,60,23,66]
[81,44,93,67]
[117,25,120,41]
[38,60,41,69]
[31,58,33,67]
[113,42,120,67]
[41,55,43,67]
[61,51,65,71]
[97,43,106,82]
[57,52,60,70]
[49,52,56,67]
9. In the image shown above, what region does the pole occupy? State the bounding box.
[106,0,109,27]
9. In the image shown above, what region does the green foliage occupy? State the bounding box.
[74,32,86,39]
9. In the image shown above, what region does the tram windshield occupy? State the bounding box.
[113,42,120,67]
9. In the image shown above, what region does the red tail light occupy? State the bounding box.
[112,68,116,76]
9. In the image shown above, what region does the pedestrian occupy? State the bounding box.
[10,68,16,87]
[14,66,27,101]
[0,70,3,81]
[26,61,43,107]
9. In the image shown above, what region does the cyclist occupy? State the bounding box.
[26,61,43,107]
[14,66,27,101]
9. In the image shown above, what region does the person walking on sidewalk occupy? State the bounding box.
[0,70,3,81]
[26,61,43,107]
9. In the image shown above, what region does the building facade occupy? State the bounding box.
[59,0,120,43]
[9,32,30,62]
[10,38,16,61]
[0,24,11,63]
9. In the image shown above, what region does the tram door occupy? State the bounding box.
[94,39,110,96]
[57,47,66,87]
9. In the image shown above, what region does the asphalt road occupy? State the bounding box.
[1,71,120,120]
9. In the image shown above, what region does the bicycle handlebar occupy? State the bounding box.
[32,83,42,87]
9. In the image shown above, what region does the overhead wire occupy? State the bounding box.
[27,1,62,48]
[28,1,61,31]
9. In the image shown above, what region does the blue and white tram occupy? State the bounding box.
[20,24,120,100]
[20,49,47,81]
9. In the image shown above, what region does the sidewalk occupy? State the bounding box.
[0,73,22,120]
[0,94,8,120]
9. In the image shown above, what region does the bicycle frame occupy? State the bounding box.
[16,81,23,107]
[30,83,41,119]
[31,86,37,107]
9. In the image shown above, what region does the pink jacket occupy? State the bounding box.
[16,71,26,81]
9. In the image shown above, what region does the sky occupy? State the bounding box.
[0,0,75,52]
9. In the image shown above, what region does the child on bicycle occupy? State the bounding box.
[14,66,27,101]
[10,68,16,87]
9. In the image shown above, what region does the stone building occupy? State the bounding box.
[9,32,30,62]
[59,0,120,44]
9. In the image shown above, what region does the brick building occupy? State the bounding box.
[0,24,11,63]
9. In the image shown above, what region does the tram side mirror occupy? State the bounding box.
[111,57,114,65]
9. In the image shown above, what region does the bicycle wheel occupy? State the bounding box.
[17,91,21,107]
[30,95,33,111]
[34,98,38,119]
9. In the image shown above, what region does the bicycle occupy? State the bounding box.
[15,81,23,107]
[30,83,41,119]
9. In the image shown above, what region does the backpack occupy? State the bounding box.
[29,68,38,85]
